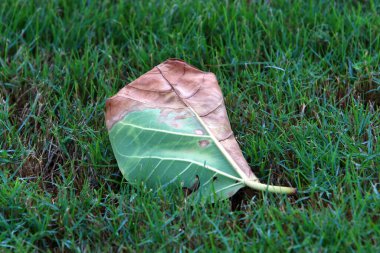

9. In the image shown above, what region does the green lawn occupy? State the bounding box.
[1,0,379,252]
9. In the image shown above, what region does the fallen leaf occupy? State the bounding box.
[106,59,296,201]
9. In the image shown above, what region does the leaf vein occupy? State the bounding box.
[116,154,242,182]
[117,122,211,138]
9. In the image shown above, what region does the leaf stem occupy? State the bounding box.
[244,180,297,194]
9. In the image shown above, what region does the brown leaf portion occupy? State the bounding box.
[105,59,256,180]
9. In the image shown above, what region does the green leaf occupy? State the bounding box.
[109,108,245,201]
